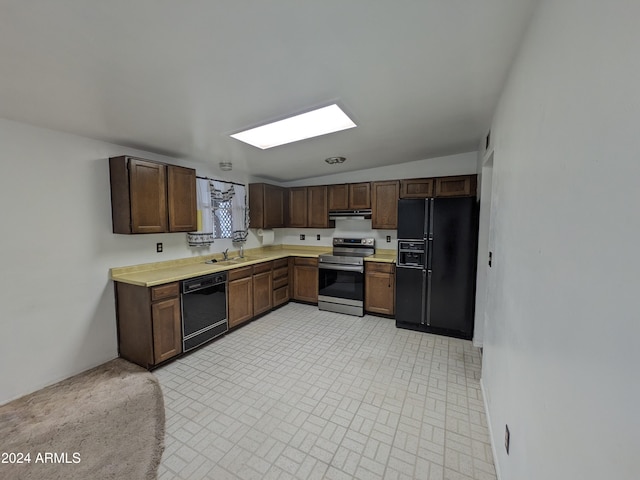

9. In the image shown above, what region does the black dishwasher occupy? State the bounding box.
[181,272,227,352]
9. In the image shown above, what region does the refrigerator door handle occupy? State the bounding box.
[428,198,434,240]
[421,269,427,325]
[425,269,433,326]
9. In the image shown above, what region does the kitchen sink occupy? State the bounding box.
[204,256,259,266]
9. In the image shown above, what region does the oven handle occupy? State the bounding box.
[319,263,364,273]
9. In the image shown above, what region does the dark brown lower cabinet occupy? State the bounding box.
[293,257,319,304]
[272,258,290,308]
[115,281,182,369]
[228,267,254,328]
[364,262,396,316]
[253,269,273,317]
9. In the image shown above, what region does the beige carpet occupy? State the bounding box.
[0,359,165,480]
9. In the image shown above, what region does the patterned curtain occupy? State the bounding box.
[186,178,215,247]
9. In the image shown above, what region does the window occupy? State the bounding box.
[213,198,233,239]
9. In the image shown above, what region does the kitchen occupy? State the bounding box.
[1,2,638,480]
[108,162,479,368]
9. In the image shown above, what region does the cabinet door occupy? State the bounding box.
[167,165,197,232]
[273,285,289,307]
[129,159,168,233]
[349,182,371,209]
[308,185,332,228]
[253,271,273,316]
[435,175,476,197]
[400,178,434,198]
[293,265,319,303]
[264,184,285,228]
[365,264,395,316]
[371,181,399,229]
[228,277,253,328]
[151,297,182,364]
[328,184,349,210]
[287,187,308,227]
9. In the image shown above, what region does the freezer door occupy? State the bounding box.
[426,197,477,336]
[395,266,426,325]
[397,199,428,240]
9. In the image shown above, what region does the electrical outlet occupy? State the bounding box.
[386,235,391,243]
[316,234,321,241]
[505,424,510,454]
[489,251,493,267]
[156,242,163,253]
[300,234,305,240]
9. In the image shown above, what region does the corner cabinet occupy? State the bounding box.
[364,262,395,316]
[249,183,286,228]
[371,180,399,229]
[115,282,182,368]
[109,156,196,234]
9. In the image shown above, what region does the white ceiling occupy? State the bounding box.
[0,0,537,181]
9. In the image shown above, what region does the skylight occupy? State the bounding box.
[230,104,357,149]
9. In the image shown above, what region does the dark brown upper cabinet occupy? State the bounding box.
[349,182,371,209]
[371,180,399,229]
[287,187,308,228]
[307,185,334,228]
[249,183,286,228]
[109,156,196,234]
[167,165,198,232]
[435,175,477,197]
[328,184,348,210]
[328,182,371,210]
[400,178,434,198]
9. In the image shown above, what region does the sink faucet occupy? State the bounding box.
[222,248,229,261]
[239,245,244,258]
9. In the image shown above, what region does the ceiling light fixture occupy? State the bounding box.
[230,104,356,149]
[219,162,233,171]
[325,156,346,165]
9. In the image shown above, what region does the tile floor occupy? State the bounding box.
[155,303,495,480]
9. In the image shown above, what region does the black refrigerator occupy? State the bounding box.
[395,197,478,339]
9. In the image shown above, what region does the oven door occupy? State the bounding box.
[318,263,364,303]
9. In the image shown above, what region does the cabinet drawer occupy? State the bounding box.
[273,285,289,307]
[273,276,288,290]
[273,258,289,269]
[151,282,179,301]
[253,261,273,274]
[294,257,318,267]
[228,265,253,281]
[365,262,395,274]
[273,266,288,280]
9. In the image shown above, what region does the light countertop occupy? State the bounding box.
[110,245,396,287]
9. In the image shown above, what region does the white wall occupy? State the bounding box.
[482,1,640,479]
[281,151,478,187]
[274,220,396,250]
[0,118,261,405]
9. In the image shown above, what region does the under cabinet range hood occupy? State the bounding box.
[329,209,372,220]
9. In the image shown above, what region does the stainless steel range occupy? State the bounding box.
[318,237,375,316]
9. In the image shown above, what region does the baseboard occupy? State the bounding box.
[481,378,502,480]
